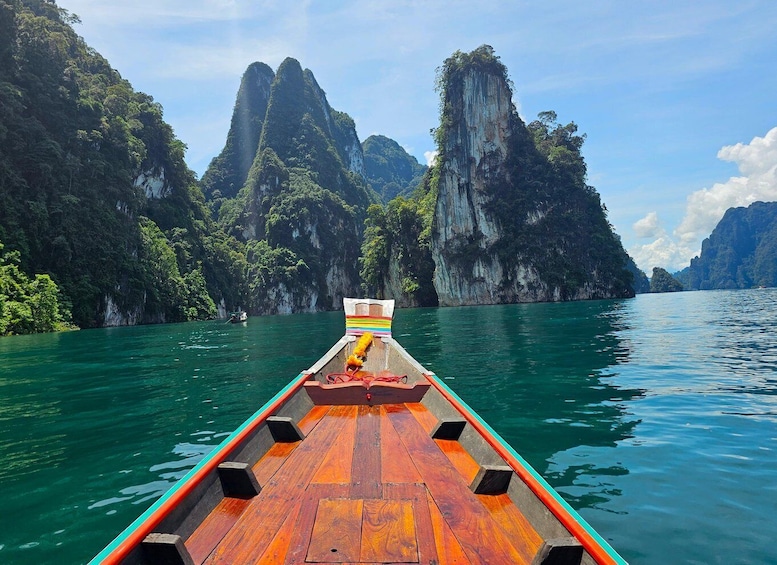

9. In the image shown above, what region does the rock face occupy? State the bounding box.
[432,70,512,305]
[134,167,168,199]
[202,58,376,314]
[431,46,634,305]
[687,201,777,289]
[201,62,275,201]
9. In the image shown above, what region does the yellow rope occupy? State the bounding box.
[346,332,373,369]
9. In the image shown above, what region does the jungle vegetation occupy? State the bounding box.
[0,0,240,329]
[1,10,648,334]
[686,201,777,290]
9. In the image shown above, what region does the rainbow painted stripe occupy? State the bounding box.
[345,315,392,337]
[343,298,394,337]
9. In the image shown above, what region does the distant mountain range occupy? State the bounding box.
[362,135,427,202]
[679,201,777,290]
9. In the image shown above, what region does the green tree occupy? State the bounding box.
[650,267,684,293]
[29,274,61,332]
[0,1,242,326]
[359,177,438,306]
[0,240,71,335]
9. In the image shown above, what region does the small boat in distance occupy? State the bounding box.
[227,310,247,324]
[91,298,626,564]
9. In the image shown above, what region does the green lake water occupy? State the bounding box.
[1,290,776,564]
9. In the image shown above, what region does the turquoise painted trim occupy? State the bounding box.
[89,372,309,564]
[427,373,627,565]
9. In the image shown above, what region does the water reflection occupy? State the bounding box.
[0,315,347,564]
[8,294,776,564]
[396,300,645,510]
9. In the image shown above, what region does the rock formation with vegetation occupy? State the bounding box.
[362,135,426,202]
[0,0,245,330]
[362,46,635,306]
[650,267,684,293]
[686,201,777,289]
[202,58,378,313]
[1,9,646,333]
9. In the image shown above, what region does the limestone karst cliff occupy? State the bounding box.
[430,46,634,305]
[0,0,242,329]
[201,62,275,203]
[2,5,640,334]
[202,58,378,314]
[685,201,777,289]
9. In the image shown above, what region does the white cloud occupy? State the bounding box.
[718,126,777,176]
[424,151,438,167]
[674,127,777,248]
[628,237,695,275]
[633,211,660,238]
[630,127,777,272]
[629,213,695,272]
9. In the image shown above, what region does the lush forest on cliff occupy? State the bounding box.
[361,46,635,305]
[685,201,777,289]
[650,267,684,293]
[1,5,647,334]
[0,0,249,331]
[362,135,427,202]
[200,57,379,313]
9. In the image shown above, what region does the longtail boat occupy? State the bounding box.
[91,298,626,565]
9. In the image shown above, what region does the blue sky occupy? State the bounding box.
[55,0,777,273]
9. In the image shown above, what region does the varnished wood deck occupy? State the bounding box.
[185,402,543,565]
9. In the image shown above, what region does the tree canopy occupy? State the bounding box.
[687,201,777,289]
[0,0,244,330]
[0,239,73,335]
[650,267,684,293]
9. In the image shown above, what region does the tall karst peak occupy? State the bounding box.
[202,58,377,314]
[201,62,275,202]
[430,45,634,305]
[686,201,777,290]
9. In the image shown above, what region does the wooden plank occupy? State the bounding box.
[185,497,250,564]
[255,501,302,565]
[218,461,261,498]
[431,418,467,440]
[248,405,326,486]
[252,405,330,485]
[297,404,330,435]
[435,439,481,485]
[205,406,354,564]
[360,499,417,563]
[251,441,299,486]
[305,381,431,405]
[425,489,471,565]
[142,533,194,565]
[350,404,382,499]
[283,484,349,565]
[310,404,357,484]
[406,402,439,434]
[380,406,423,483]
[478,493,544,561]
[386,404,531,564]
[384,483,436,565]
[307,498,364,563]
[267,416,305,442]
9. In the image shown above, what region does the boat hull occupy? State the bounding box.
[91,334,626,565]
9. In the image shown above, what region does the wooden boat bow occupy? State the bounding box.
[90,298,626,565]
